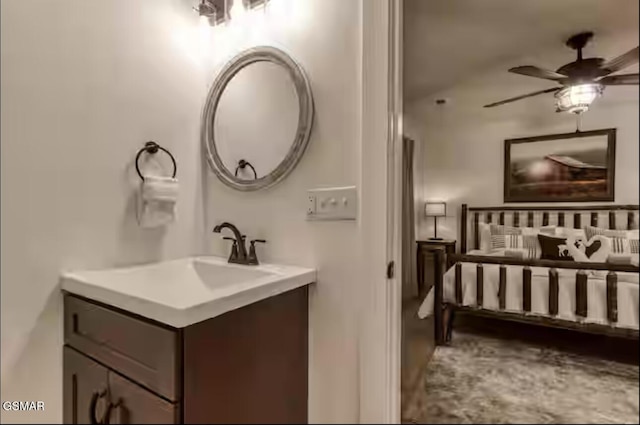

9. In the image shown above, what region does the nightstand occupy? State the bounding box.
[416,239,456,296]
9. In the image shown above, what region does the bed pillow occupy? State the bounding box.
[607,253,640,266]
[555,227,587,243]
[537,234,574,261]
[488,224,555,236]
[584,225,638,240]
[489,223,522,235]
[478,222,492,252]
[584,226,639,253]
[488,224,554,254]
[569,235,612,263]
[504,248,526,259]
[490,234,541,259]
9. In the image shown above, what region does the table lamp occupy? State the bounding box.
[425,201,446,240]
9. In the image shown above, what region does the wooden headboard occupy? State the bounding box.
[460,204,640,253]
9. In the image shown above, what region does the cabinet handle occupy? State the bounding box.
[89,390,108,424]
[103,399,121,424]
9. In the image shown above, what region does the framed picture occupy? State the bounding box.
[504,128,616,203]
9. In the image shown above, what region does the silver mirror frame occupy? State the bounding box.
[202,46,315,191]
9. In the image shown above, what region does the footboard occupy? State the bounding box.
[434,254,639,343]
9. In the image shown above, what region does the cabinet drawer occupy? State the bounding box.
[64,294,179,401]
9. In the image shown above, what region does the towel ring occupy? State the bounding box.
[234,159,257,180]
[135,141,177,181]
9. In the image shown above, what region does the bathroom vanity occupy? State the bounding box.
[61,42,319,423]
[61,257,315,424]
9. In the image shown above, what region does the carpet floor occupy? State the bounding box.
[403,331,639,424]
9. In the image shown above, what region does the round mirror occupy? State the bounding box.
[202,46,314,191]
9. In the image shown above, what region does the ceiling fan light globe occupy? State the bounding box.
[555,83,603,114]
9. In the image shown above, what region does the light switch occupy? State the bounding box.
[306,186,357,220]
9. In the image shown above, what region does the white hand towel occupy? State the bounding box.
[137,176,179,228]
[141,176,179,202]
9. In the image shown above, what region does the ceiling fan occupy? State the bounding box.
[484,32,639,113]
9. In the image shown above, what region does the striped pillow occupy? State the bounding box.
[490,234,540,258]
[523,235,541,259]
[610,237,628,254]
[489,224,522,236]
[488,225,552,256]
[585,226,640,254]
[584,226,629,241]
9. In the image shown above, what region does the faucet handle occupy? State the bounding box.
[222,237,239,262]
[247,239,266,265]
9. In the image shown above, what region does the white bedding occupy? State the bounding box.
[418,260,639,330]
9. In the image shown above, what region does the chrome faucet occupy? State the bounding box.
[213,222,248,264]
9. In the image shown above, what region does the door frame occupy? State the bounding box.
[359,0,403,422]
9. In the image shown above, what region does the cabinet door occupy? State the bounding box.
[63,347,110,424]
[107,372,178,424]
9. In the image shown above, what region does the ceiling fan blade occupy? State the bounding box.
[599,73,639,85]
[508,66,567,81]
[484,88,560,108]
[601,46,639,73]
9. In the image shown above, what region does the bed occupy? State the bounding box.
[419,204,640,344]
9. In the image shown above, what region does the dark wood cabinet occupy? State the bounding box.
[63,347,110,425]
[63,286,309,424]
[107,372,178,424]
[416,239,456,297]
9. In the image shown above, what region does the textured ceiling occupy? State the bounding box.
[404,0,639,101]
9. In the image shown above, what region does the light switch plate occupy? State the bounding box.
[306,186,357,221]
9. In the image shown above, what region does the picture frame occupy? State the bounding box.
[504,128,616,203]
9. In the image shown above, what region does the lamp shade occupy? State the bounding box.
[425,201,446,217]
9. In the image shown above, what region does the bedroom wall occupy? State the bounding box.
[405,30,639,243]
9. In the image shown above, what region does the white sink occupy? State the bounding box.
[61,257,316,328]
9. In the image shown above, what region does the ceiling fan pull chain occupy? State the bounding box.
[575,113,582,133]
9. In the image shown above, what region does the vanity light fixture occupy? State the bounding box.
[230,0,270,19]
[245,0,270,9]
[194,0,269,25]
[194,0,226,25]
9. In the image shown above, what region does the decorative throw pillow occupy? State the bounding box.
[488,224,554,254]
[537,234,574,261]
[555,227,587,243]
[490,234,540,259]
[569,235,612,263]
[584,226,639,253]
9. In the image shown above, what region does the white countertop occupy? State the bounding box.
[61,256,316,328]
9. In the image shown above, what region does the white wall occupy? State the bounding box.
[1,0,366,423]
[1,1,208,422]
[405,31,639,243]
[200,2,362,422]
